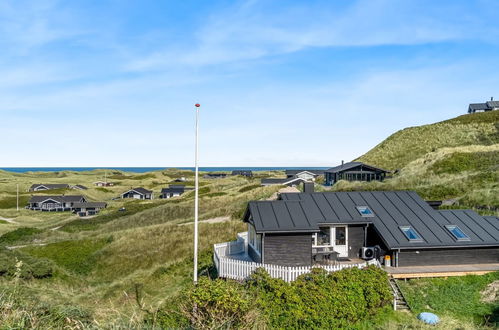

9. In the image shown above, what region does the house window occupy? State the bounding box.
[400,226,423,242]
[248,224,262,254]
[316,226,331,246]
[335,227,346,245]
[356,206,374,217]
[445,225,470,241]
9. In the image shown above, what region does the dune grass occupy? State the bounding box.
[398,272,499,327]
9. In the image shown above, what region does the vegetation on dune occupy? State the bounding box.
[154,265,392,329]
[357,111,499,170]
[0,227,44,246]
[22,238,111,275]
[398,272,499,327]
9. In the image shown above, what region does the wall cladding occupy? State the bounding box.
[264,234,312,266]
[398,247,499,267]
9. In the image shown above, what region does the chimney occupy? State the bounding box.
[341,160,344,167]
[491,97,494,101]
[303,182,314,193]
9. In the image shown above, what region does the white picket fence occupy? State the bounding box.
[214,232,380,282]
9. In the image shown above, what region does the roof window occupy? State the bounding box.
[445,225,470,241]
[400,226,423,242]
[356,206,374,217]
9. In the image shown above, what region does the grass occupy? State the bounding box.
[22,238,111,275]
[398,272,499,327]
[357,111,499,170]
[430,150,499,174]
[0,227,44,246]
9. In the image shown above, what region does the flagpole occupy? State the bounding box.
[194,103,200,284]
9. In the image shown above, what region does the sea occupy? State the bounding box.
[0,167,329,173]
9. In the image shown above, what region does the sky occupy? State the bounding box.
[1,0,498,167]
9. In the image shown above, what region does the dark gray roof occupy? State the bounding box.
[285,169,324,176]
[30,184,70,190]
[232,170,253,175]
[122,187,152,195]
[324,162,388,174]
[245,191,499,250]
[261,177,306,185]
[468,103,489,111]
[28,195,86,203]
[487,100,499,108]
[161,186,185,194]
[72,202,107,208]
[72,185,88,190]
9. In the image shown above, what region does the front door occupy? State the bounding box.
[332,226,348,258]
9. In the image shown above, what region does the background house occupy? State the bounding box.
[468,97,499,113]
[203,173,227,179]
[324,162,388,186]
[29,184,70,192]
[160,185,191,198]
[72,202,107,216]
[94,181,114,187]
[231,170,253,177]
[27,195,87,211]
[285,169,324,181]
[121,187,153,200]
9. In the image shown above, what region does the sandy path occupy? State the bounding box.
[0,216,17,224]
[178,216,231,226]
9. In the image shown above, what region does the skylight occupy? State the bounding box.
[445,225,470,241]
[399,226,423,242]
[356,206,374,217]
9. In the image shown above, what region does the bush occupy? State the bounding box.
[0,248,54,279]
[247,265,392,329]
[182,277,256,329]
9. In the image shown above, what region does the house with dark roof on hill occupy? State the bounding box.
[27,195,87,211]
[159,185,193,199]
[121,187,153,200]
[213,190,499,280]
[71,184,88,190]
[324,161,388,186]
[72,202,107,216]
[29,184,70,192]
[468,97,499,113]
[203,173,227,179]
[285,169,324,181]
[231,170,253,177]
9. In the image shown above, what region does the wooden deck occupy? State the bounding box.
[386,263,499,279]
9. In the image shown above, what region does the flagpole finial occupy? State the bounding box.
[195,103,200,107]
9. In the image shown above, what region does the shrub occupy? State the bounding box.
[182,277,256,329]
[0,248,54,279]
[246,265,392,329]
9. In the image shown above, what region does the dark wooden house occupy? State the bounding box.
[242,191,499,267]
[231,170,253,177]
[468,97,499,113]
[160,185,192,199]
[72,202,107,216]
[121,187,153,200]
[203,173,227,179]
[324,162,388,186]
[27,195,87,211]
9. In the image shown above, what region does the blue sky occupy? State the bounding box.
[1,0,498,167]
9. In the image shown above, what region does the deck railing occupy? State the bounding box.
[214,232,380,283]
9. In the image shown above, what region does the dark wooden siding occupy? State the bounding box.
[348,225,365,258]
[248,244,261,263]
[398,247,499,267]
[264,233,312,266]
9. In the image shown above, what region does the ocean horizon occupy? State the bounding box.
[0,167,330,173]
